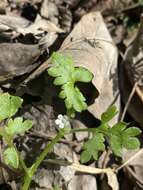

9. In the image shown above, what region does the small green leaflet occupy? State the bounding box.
[4,147,19,169]
[59,83,87,112]
[5,117,33,137]
[101,105,118,123]
[81,133,105,163]
[109,123,141,156]
[80,106,141,163]
[48,52,93,116]
[0,93,22,121]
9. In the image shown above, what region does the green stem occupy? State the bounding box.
[21,175,31,190]
[19,155,29,175]
[70,128,96,133]
[71,128,109,137]
[21,129,66,190]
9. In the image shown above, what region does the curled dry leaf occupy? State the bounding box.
[60,12,120,123]
[0,13,63,43]
[18,14,64,36]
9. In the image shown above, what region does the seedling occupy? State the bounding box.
[0,53,141,190]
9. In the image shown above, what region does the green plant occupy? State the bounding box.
[0,93,32,169]
[0,53,141,190]
[48,52,93,117]
[80,106,141,163]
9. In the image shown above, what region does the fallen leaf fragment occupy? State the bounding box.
[107,170,119,190]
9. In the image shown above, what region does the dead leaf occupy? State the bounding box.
[0,43,41,83]
[0,15,30,32]
[17,14,64,36]
[40,0,59,20]
[39,32,58,49]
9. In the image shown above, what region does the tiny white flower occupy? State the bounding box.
[59,123,64,129]
[58,114,63,120]
[55,114,71,129]
[55,119,61,125]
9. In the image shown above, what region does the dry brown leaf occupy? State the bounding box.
[17,14,64,36]
[60,12,120,122]
[0,43,41,83]
[0,15,30,32]
[40,0,59,20]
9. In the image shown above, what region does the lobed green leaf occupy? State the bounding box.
[124,127,141,136]
[0,93,22,122]
[101,105,118,123]
[123,137,140,150]
[110,135,122,156]
[81,133,105,163]
[48,52,93,116]
[4,147,19,169]
[5,117,32,137]
[109,124,141,156]
[72,67,93,83]
[110,122,126,135]
[80,150,92,163]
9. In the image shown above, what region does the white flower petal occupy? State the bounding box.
[58,114,63,120]
[55,119,60,125]
[59,123,64,128]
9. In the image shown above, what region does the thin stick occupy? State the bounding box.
[70,163,112,174]
[45,159,113,174]
[120,81,138,121]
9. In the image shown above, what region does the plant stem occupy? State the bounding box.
[21,129,66,190]
[71,128,109,137]
[70,128,96,133]
[21,175,31,190]
[19,155,29,175]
